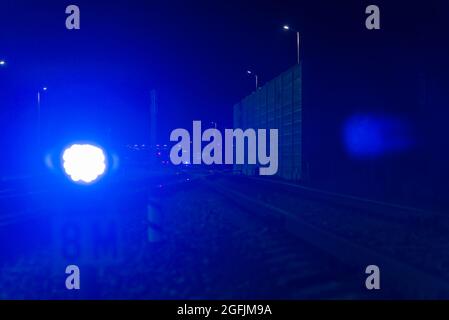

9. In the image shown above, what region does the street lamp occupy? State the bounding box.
[37,87,48,147]
[247,70,258,90]
[282,25,300,65]
[0,60,6,66]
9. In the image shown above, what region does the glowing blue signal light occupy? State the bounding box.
[343,114,413,158]
[62,144,106,183]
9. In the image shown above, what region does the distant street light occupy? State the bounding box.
[37,87,48,147]
[282,25,300,65]
[247,70,258,90]
[0,60,6,66]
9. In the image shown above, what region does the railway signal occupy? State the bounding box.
[62,144,107,184]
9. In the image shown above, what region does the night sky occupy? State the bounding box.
[1,0,449,192]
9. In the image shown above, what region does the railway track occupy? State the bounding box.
[202,174,449,298]
[1,170,447,299]
[153,179,389,299]
[0,171,372,299]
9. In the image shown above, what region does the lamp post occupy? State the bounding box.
[247,70,258,90]
[37,87,47,147]
[283,25,300,64]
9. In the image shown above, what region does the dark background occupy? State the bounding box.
[0,0,448,209]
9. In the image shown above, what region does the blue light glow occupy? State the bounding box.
[62,144,106,183]
[343,114,413,158]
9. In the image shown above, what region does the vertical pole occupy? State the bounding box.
[255,75,258,90]
[37,91,41,148]
[150,90,157,153]
[296,31,300,64]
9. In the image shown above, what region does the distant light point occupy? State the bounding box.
[283,25,290,30]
